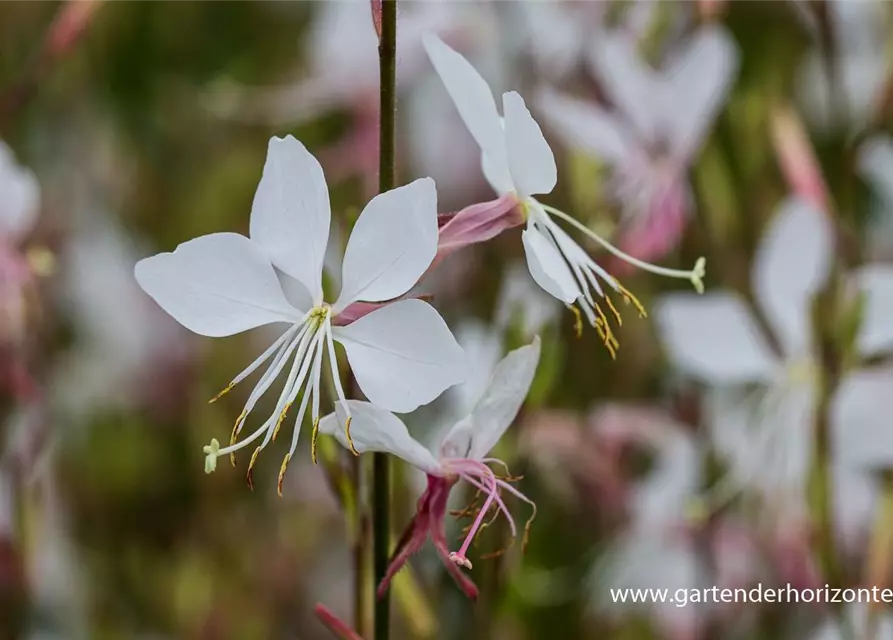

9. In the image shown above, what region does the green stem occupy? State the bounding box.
[374,2,397,639]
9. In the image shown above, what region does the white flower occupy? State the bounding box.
[656,197,893,515]
[796,0,892,131]
[320,337,540,571]
[135,136,466,487]
[423,34,704,358]
[536,25,738,262]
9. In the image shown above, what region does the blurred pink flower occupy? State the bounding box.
[321,338,540,598]
[537,26,739,265]
[656,197,893,522]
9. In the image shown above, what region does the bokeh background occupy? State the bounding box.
[1,1,893,639]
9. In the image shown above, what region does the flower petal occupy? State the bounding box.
[589,32,660,142]
[423,34,512,193]
[753,197,832,356]
[832,369,893,470]
[502,91,557,198]
[654,292,777,384]
[334,299,466,413]
[335,178,438,309]
[134,233,300,337]
[662,26,739,163]
[249,135,330,302]
[535,89,633,166]
[855,265,893,357]
[521,227,580,304]
[440,337,541,461]
[319,400,439,472]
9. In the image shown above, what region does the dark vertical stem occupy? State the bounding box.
[374,2,397,639]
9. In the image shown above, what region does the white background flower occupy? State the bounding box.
[136,135,466,475]
[656,196,893,519]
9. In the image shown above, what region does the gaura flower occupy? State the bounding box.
[319,337,541,599]
[423,34,705,359]
[656,197,893,519]
[537,25,738,265]
[135,136,466,489]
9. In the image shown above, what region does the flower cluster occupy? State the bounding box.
[135,32,715,595]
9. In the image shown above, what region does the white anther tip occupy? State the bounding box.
[449,552,473,570]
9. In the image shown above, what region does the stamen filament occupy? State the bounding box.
[209,325,299,403]
[539,203,705,290]
[324,318,358,456]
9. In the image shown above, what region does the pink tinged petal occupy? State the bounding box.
[314,603,364,640]
[318,400,440,472]
[614,175,689,268]
[427,477,479,600]
[654,292,778,384]
[370,0,382,41]
[435,194,523,261]
[535,89,634,166]
[753,197,832,356]
[441,337,541,461]
[422,34,512,193]
[855,265,893,357]
[502,91,557,198]
[770,105,829,213]
[832,369,893,470]
[334,299,466,413]
[249,135,330,302]
[134,232,300,338]
[589,32,661,143]
[521,228,580,304]
[663,26,740,164]
[335,178,438,309]
[333,300,392,326]
[0,142,39,242]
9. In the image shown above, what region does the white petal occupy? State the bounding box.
[654,293,777,384]
[536,89,633,166]
[589,32,660,142]
[502,91,557,198]
[753,197,832,356]
[440,337,540,461]
[521,227,580,304]
[134,233,300,337]
[319,400,439,472]
[249,135,330,302]
[423,34,512,193]
[334,299,466,413]
[855,265,893,356]
[335,178,437,309]
[832,369,893,470]
[662,26,739,163]
[0,142,39,241]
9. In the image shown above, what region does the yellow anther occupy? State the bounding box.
[616,283,647,319]
[605,295,623,328]
[594,304,618,360]
[246,446,262,491]
[345,416,359,457]
[208,381,235,404]
[277,453,291,496]
[229,410,247,467]
[567,304,583,338]
[271,401,292,442]
[311,417,321,465]
[521,502,538,554]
